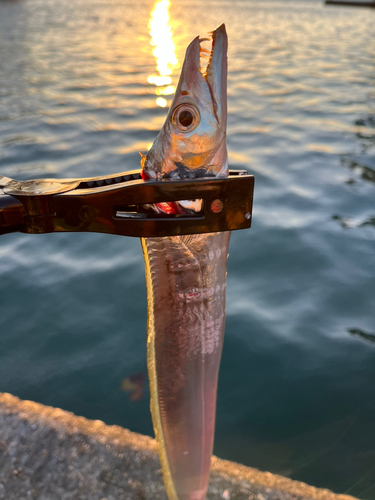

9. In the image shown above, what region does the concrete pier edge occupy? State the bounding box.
[0,392,357,500]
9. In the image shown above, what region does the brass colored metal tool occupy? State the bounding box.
[0,169,254,238]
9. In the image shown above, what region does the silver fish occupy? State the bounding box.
[141,24,229,500]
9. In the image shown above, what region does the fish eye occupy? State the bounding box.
[172,105,200,132]
[179,110,193,127]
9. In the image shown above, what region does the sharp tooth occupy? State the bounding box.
[199,37,210,42]
[200,47,211,54]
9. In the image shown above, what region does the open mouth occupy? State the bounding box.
[198,24,225,124]
[199,33,215,78]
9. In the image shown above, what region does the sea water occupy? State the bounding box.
[0,0,374,497]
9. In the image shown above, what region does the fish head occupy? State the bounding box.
[142,24,228,180]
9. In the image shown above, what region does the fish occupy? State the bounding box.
[140,24,229,500]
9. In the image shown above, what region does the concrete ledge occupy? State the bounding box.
[0,392,357,500]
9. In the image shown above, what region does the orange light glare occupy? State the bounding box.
[156,97,168,107]
[148,75,173,86]
[148,0,178,107]
[156,85,175,96]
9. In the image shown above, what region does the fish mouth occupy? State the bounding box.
[174,23,227,126]
[198,24,227,123]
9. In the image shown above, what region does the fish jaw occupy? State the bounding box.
[143,24,228,180]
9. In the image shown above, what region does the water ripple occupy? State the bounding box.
[0,0,375,497]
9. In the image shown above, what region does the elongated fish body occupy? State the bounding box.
[142,231,229,499]
[141,25,229,500]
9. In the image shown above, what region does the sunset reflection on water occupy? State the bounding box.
[148,0,178,107]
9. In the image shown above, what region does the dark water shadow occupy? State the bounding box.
[343,158,375,185]
[341,113,375,185]
[331,214,375,229]
[348,328,375,345]
[334,110,375,231]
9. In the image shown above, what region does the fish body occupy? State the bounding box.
[141,25,229,500]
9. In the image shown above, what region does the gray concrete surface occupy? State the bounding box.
[0,392,357,500]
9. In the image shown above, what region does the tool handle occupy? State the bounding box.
[0,192,25,236]
[0,170,254,238]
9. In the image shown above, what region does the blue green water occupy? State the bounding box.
[0,0,375,497]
